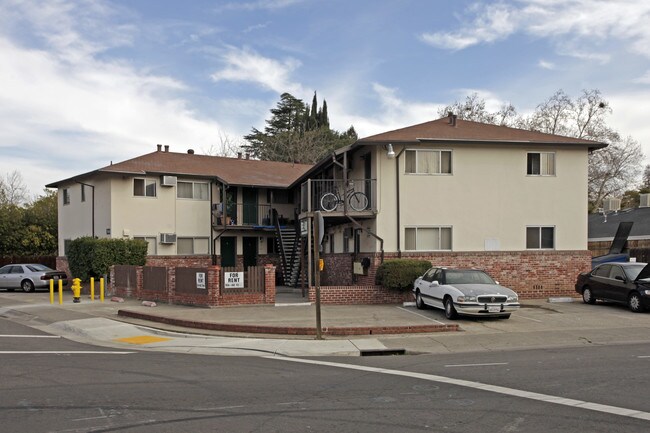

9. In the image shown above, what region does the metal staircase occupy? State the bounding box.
[274,210,302,287]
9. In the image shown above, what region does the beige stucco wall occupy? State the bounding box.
[110,176,212,255]
[57,177,112,256]
[374,143,588,252]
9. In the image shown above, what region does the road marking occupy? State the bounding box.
[0,334,61,338]
[115,335,172,345]
[445,362,508,368]
[0,351,134,354]
[266,356,650,421]
[396,307,446,324]
[638,356,650,358]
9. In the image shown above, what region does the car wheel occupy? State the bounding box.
[444,297,458,320]
[499,314,511,319]
[21,280,35,293]
[628,292,644,313]
[415,291,426,310]
[582,287,596,305]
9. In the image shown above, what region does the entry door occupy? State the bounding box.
[242,188,258,225]
[220,237,236,267]
[242,236,258,270]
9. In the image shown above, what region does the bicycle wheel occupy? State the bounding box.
[320,192,339,212]
[349,192,368,211]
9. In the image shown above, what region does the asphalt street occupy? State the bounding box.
[1,316,650,432]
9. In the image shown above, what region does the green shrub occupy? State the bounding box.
[68,237,147,281]
[375,259,431,290]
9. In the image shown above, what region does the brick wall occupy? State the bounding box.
[309,285,413,305]
[109,263,276,307]
[321,250,592,300]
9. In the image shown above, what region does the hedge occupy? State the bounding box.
[375,259,431,290]
[67,237,147,281]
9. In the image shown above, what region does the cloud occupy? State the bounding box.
[210,46,304,94]
[420,1,650,59]
[634,71,650,84]
[215,0,303,12]
[538,59,555,70]
[0,1,230,195]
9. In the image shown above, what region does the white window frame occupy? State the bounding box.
[133,178,157,198]
[404,226,452,251]
[526,225,555,250]
[177,181,209,200]
[177,237,210,255]
[527,152,556,176]
[405,149,452,175]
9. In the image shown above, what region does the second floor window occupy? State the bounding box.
[134,178,156,197]
[527,152,555,176]
[405,150,452,175]
[63,188,70,205]
[177,181,209,200]
[81,184,86,202]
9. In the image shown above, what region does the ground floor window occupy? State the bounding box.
[526,226,555,249]
[133,236,157,255]
[405,226,452,251]
[177,237,210,255]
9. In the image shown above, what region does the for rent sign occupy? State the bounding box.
[224,272,244,289]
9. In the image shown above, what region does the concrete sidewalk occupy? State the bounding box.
[3,292,650,357]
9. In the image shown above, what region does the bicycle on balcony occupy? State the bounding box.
[320,182,369,212]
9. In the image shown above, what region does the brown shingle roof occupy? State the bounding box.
[357,116,607,149]
[47,151,313,188]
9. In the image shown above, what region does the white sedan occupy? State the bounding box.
[413,267,520,319]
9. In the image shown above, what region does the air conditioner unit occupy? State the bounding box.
[160,233,177,243]
[603,198,621,212]
[161,176,177,187]
[641,194,650,208]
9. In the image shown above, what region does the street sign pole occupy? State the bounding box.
[314,211,324,340]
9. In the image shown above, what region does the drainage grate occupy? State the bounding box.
[360,348,406,356]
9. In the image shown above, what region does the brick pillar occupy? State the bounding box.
[109,265,116,297]
[135,266,143,299]
[168,266,175,305]
[208,265,220,307]
[264,264,276,304]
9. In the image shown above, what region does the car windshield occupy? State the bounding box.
[445,270,495,285]
[624,264,649,280]
[26,264,52,272]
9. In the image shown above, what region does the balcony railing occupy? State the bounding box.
[300,179,377,213]
[213,203,296,228]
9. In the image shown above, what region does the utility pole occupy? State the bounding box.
[314,211,324,339]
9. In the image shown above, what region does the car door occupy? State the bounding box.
[0,266,10,288]
[606,265,631,303]
[416,268,437,306]
[589,264,612,299]
[7,265,25,288]
[427,269,445,309]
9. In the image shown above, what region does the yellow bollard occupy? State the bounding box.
[49,279,54,304]
[100,277,105,302]
[58,279,63,305]
[90,277,95,301]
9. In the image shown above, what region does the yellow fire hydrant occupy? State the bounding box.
[71,278,82,303]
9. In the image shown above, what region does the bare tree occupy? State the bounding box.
[0,170,28,206]
[588,136,643,210]
[202,131,246,157]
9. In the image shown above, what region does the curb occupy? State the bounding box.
[117,309,459,336]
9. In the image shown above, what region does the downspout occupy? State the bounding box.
[76,181,95,238]
[394,146,407,258]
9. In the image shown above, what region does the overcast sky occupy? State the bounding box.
[2,0,650,197]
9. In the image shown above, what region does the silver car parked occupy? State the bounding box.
[414,267,520,319]
[0,264,68,292]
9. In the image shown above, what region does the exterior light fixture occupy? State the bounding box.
[386,143,396,159]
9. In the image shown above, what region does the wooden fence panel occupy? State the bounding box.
[143,266,167,292]
[221,266,264,294]
[114,265,137,291]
